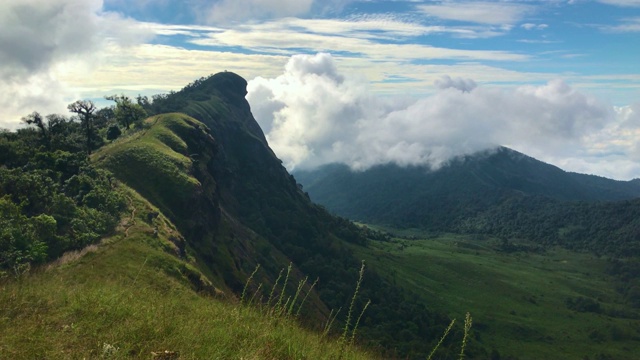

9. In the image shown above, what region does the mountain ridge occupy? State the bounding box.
[113,72,455,357]
[294,146,640,256]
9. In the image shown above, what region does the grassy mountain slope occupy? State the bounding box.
[94,112,327,311]
[142,74,461,358]
[0,184,372,359]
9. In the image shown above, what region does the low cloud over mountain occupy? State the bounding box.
[248,53,621,175]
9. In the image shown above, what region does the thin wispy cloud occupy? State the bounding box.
[198,0,314,24]
[188,19,529,61]
[597,0,640,7]
[417,1,534,25]
[601,17,640,32]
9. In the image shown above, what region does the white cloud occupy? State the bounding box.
[199,0,314,24]
[189,19,529,61]
[521,23,548,30]
[601,17,640,32]
[417,1,534,25]
[248,53,631,179]
[0,0,153,129]
[597,0,640,7]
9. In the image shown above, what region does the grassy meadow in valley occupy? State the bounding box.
[353,227,640,360]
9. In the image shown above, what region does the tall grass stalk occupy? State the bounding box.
[241,264,260,303]
[274,263,292,313]
[287,277,308,316]
[426,318,456,360]
[341,260,366,346]
[266,268,284,309]
[323,308,341,338]
[295,277,319,317]
[350,299,371,345]
[248,283,263,306]
[459,312,473,360]
[280,296,292,317]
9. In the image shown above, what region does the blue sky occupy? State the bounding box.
[1,0,639,179]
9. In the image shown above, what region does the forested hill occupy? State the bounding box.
[294,147,640,256]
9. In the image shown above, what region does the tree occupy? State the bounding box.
[106,94,147,129]
[21,112,49,148]
[106,125,122,141]
[67,100,97,154]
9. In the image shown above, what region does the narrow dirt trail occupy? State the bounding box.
[124,195,136,237]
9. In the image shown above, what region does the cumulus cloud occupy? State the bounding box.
[248,53,616,174]
[0,0,152,128]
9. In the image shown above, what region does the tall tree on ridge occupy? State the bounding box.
[106,94,147,130]
[67,100,97,154]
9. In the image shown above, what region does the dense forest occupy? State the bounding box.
[0,104,130,276]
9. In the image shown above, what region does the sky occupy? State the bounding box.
[1,0,639,179]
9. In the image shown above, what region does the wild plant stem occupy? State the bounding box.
[459,312,473,360]
[266,268,284,310]
[341,260,366,346]
[350,299,371,345]
[295,277,318,317]
[274,263,292,313]
[241,264,260,303]
[426,318,456,360]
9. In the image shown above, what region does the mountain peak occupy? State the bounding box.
[206,71,248,102]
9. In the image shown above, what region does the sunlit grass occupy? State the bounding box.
[0,234,373,360]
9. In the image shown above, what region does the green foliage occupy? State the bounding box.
[106,125,122,140]
[106,94,148,130]
[0,131,126,273]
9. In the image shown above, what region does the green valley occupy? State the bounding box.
[353,229,640,360]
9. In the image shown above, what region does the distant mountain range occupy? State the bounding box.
[294,147,640,255]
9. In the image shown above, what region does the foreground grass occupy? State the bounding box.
[355,231,640,360]
[0,229,372,359]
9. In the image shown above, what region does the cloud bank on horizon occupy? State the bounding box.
[248,53,640,179]
[0,0,639,179]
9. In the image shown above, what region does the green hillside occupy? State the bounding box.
[353,230,640,360]
[0,185,373,359]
